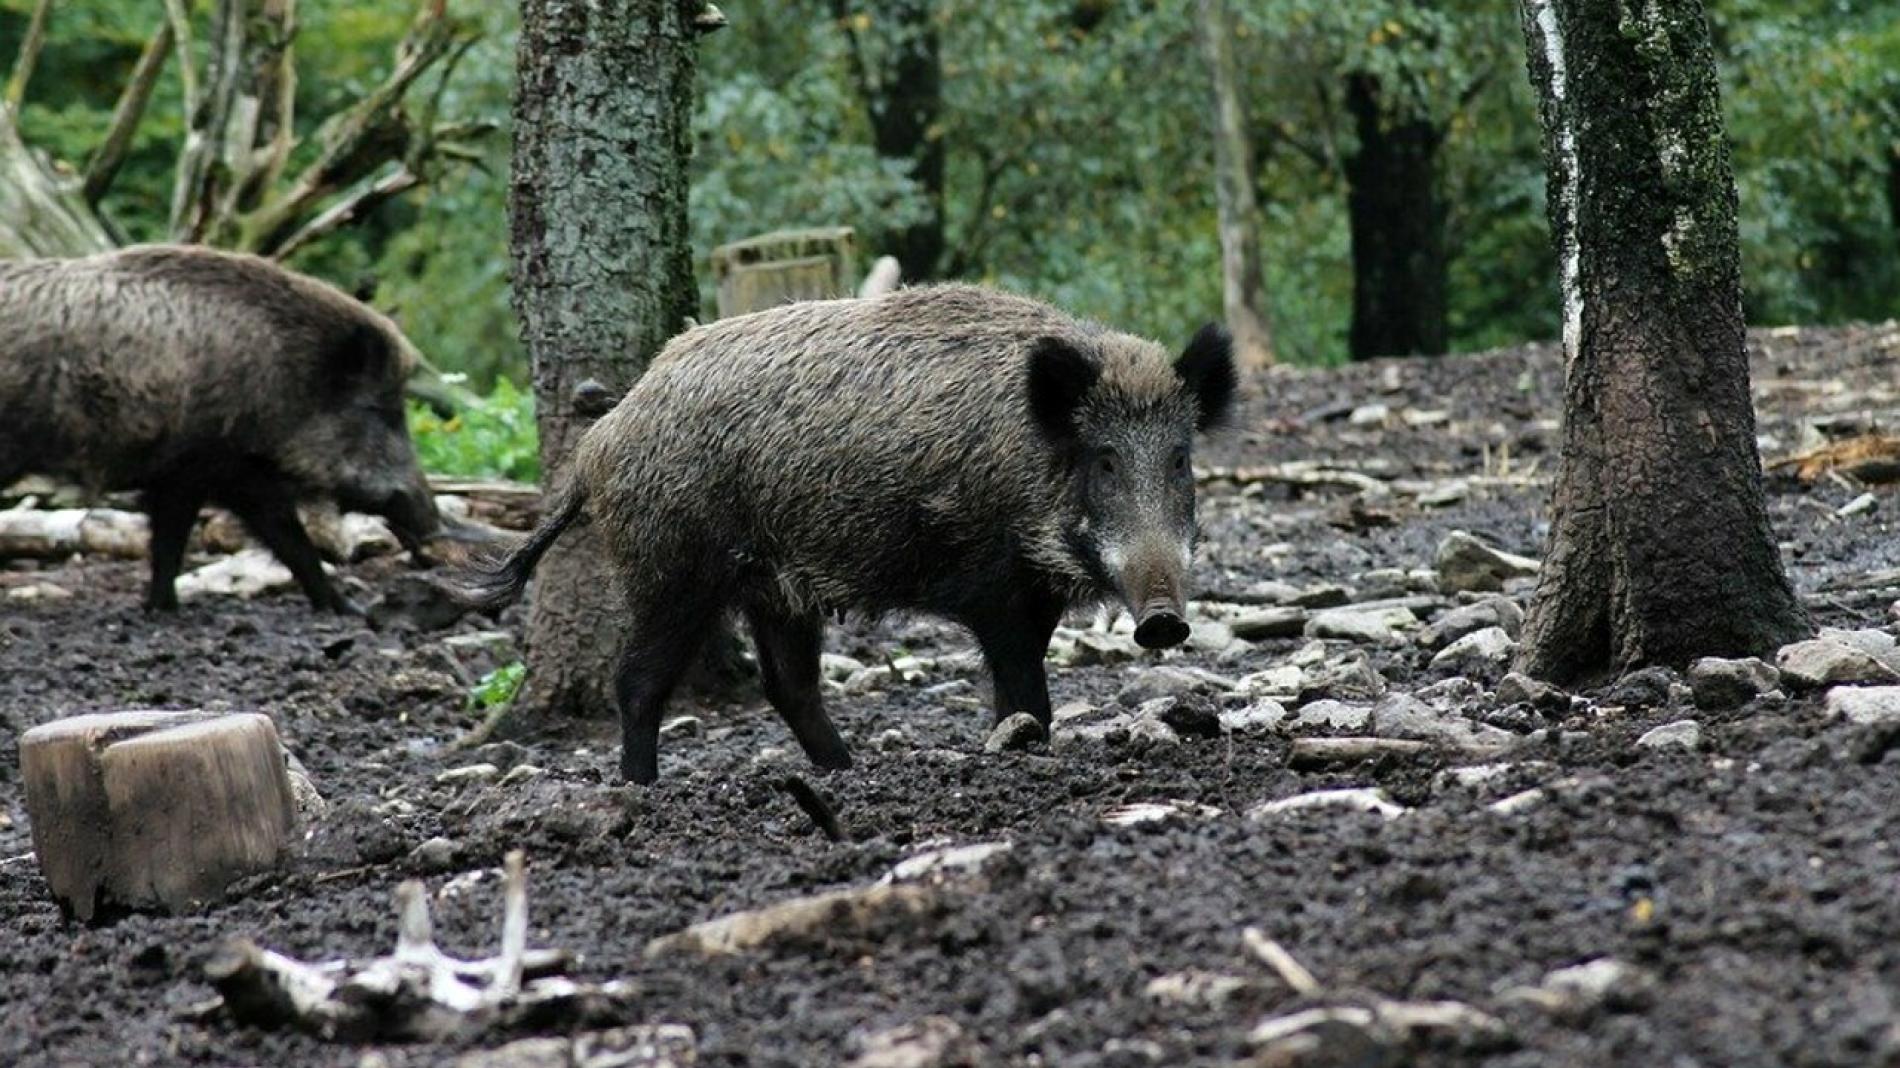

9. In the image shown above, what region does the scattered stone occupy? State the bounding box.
[176,548,302,600]
[1434,762,1539,791]
[1416,479,1468,507]
[1429,627,1517,680]
[1349,402,1390,426]
[1230,606,1308,641]
[1249,788,1409,821]
[440,631,520,678]
[1240,665,1305,698]
[847,1016,977,1068]
[6,581,73,601]
[1305,606,1416,644]
[1479,704,1544,733]
[1144,970,1255,1009]
[1502,958,1656,1021]
[1687,657,1779,710]
[985,712,1047,753]
[1494,672,1569,712]
[1065,630,1143,666]
[1435,531,1539,594]
[409,836,458,872]
[1414,676,1485,709]
[820,654,867,682]
[1298,653,1388,703]
[1221,699,1288,733]
[1825,686,1900,726]
[367,573,468,632]
[1288,737,1431,768]
[1154,695,1223,739]
[1838,492,1878,517]
[1102,800,1223,827]
[1603,666,1679,708]
[1187,619,1236,653]
[457,1025,698,1068]
[1488,788,1546,816]
[1818,627,1900,673]
[1776,638,1900,690]
[881,841,1013,885]
[645,882,944,959]
[1289,584,1353,609]
[1426,597,1524,647]
[436,763,501,786]
[1636,719,1701,751]
[498,764,546,787]
[659,715,703,738]
[1370,694,1514,747]
[1291,700,1372,731]
[1115,666,1231,707]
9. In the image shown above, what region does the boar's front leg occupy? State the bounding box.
[743,603,852,773]
[216,478,357,614]
[142,483,208,611]
[967,593,1065,729]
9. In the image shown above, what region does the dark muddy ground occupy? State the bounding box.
[5,324,1900,1067]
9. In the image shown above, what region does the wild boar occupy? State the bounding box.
[0,244,445,612]
[461,285,1236,783]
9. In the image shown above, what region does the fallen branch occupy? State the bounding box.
[83,19,175,206]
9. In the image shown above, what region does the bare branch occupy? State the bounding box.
[3,0,54,111]
[1241,928,1324,996]
[163,0,200,113]
[170,0,247,240]
[270,167,420,261]
[213,0,299,232]
[83,20,176,206]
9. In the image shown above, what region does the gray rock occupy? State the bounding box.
[1229,606,1308,641]
[435,763,500,786]
[1186,620,1236,653]
[1291,699,1372,731]
[1115,666,1234,706]
[848,1016,977,1068]
[1494,672,1569,712]
[1430,626,1518,680]
[1776,638,1900,690]
[1355,568,1414,601]
[439,630,520,677]
[1414,675,1486,709]
[1240,664,1305,698]
[1427,597,1525,648]
[1636,719,1701,750]
[1824,686,1900,726]
[409,835,457,872]
[1289,584,1353,609]
[985,712,1047,753]
[1065,630,1144,666]
[1687,657,1780,710]
[1221,698,1289,733]
[659,715,703,738]
[1153,695,1224,739]
[1299,653,1388,702]
[1436,531,1539,594]
[1370,693,1515,746]
[1305,606,1416,644]
[1503,959,1656,1021]
[1143,970,1255,1009]
[1818,627,1900,673]
[1604,666,1678,708]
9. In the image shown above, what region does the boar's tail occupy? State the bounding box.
[452,486,586,610]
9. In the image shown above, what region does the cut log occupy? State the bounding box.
[0,507,151,559]
[20,711,300,921]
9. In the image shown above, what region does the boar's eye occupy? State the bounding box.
[1095,452,1118,477]
[1170,448,1190,477]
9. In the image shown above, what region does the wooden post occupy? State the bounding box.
[710,227,858,317]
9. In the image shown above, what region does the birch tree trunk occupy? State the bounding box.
[1194,0,1274,370]
[1514,0,1808,683]
[508,0,704,719]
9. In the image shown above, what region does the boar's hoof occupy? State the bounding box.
[1133,610,1191,650]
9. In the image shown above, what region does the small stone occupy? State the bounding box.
[1416,479,1468,507]
[1148,695,1221,739]
[1067,630,1143,666]
[1687,657,1779,710]
[1495,672,1569,711]
[1435,531,1539,594]
[848,1016,977,1068]
[1289,584,1352,609]
[820,653,867,682]
[1103,800,1223,827]
[882,841,1013,884]
[1838,492,1878,517]
[660,715,703,738]
[1370,693,1513,746]
[1426,597,1525,648]
[434,763,500,786]
[1825,686,1900,726]
[1239,665,1305,698]
[1818,627,1900,673]
[1230,606,1308,641]
[1291,700,1372,732]
[439,630,519,676]
[1354,568,1414,600]
[1636,719,1701,750]
[1115,666,1233,706]
[498,763,546,787]
[409,836,457,872]
[1305,606,1416,644]
[646,882,942,958]
[1186,620,1235,653]
[1249,787,1408,820]
[985,712,1047,753]
[1430,627,1518,680]
[1776,638,1900,690]
[1144,970,1254,1008]
[1603,666,1679,708]
[1479,704,1543,733]
[1299,653,1388,702]
[1221,698,1288,733]
[1349,402,1390,425]
[1503,958,1656,1021]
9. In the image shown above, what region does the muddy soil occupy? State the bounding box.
[4,325,1900,1067]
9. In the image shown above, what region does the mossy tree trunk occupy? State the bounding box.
[832,0,944,281]
[1343,72,1448,360]
[509,0,704,719]
[1514,0,1808,684]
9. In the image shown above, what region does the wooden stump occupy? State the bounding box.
[20,711,300,921]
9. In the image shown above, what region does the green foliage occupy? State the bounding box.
[409,379,539,483]
[467,661,526,711]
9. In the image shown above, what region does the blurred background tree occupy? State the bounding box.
[3,0,1895,395]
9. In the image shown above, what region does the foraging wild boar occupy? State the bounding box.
[462,285,1236,783]
[0,244,445,612]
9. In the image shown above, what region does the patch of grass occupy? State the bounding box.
[410,378,540,483]
[467,661,527,711]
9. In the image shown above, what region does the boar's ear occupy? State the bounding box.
[1176,322,1237,432]
[1026,336,1099,442]
[324,322,396,392]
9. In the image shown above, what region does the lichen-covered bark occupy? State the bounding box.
[510,0,700,719]
[1515,0,1808,683]
[1343,72,1447,360]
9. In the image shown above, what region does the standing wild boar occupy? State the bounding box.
[462,285,1236,783]
[0,244,444,613]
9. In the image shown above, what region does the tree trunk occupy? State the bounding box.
[835,0,944,281]
[509,0,701,720]
[1513,0,1808,684]
[1194,0,1274,370]
[1343,72,1447,360]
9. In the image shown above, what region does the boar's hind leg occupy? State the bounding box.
[743,604,852,772]
[217,479,355,614]
[968,594,1065,728]
[614,595,725,785]
[142,485,209,611]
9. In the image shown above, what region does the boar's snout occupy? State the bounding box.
[1133,601,1190,649]
[1116,539,1192,650]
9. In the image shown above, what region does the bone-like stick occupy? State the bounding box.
[395,880,436,961]
[494,850,528,996]
[1242,927,1323,996]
